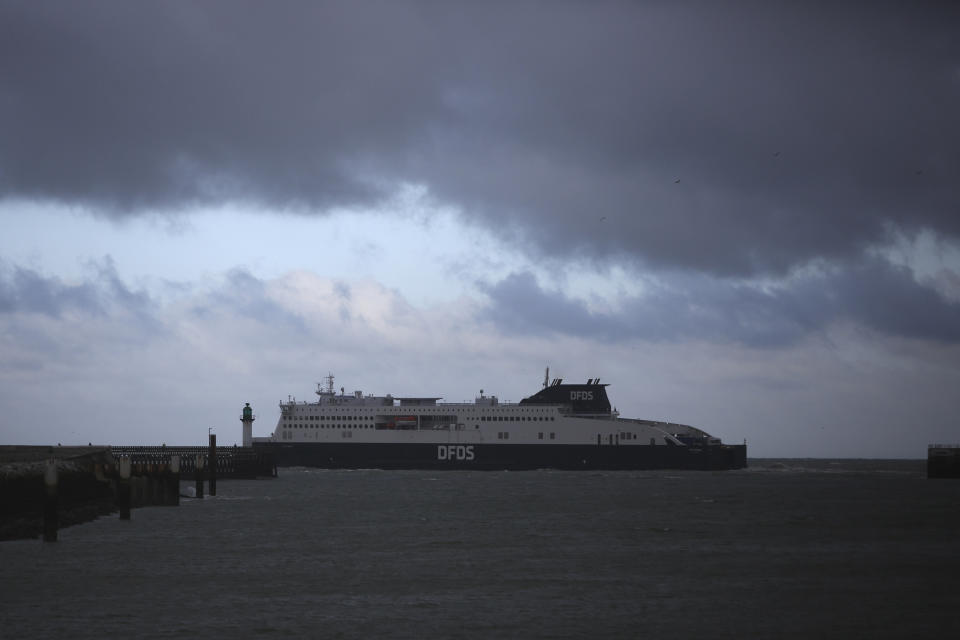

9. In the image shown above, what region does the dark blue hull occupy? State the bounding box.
[253,442,747,471]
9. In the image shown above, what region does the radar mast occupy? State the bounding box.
[316,373,336,397]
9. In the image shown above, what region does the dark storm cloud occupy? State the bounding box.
[480,258,960,346]
[0,263,100,315]
[0,256,152,318]
[1,1,958,275]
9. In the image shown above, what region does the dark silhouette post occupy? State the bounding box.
[118,456,131,519]
[169,455,180,506]
[194,454,204,499]
[208,432,217,496]
[43,459,58,542]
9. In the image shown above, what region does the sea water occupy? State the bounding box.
[2,460,958,638]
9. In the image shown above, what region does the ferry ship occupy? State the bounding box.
[248,371,747,470]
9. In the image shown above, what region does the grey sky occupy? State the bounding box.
[1,1,959,455]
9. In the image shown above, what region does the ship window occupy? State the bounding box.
[538,432,543,440]
[550,432,556,439]
[504,432,509,439]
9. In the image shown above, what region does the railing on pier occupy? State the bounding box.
[109,446,276,478]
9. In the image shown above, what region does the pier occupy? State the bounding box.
[927,444,960,478]
[108,445,277,479]
[0,443,276,541]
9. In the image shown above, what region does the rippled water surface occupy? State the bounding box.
[3,460,959,638]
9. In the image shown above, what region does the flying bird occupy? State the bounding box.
[674,178,680,184]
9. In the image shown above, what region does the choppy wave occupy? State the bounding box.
[3,461,956,639]
[746,458,926,475]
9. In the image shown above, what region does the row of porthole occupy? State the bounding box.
[286,407,556,416]
[288,423,375,429]
[284,415,557,423]
[283,415,367,422]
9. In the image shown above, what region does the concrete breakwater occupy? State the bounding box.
[0,445,276,541]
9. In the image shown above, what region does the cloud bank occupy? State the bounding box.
[2,1,958,277]
[2,262,958,456]
[481,257,960,347]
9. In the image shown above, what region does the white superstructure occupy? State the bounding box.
[257,373,715,449]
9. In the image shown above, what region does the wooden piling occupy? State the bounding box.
[118,456,131,520]
[208,433,217,496]
[195,454,204,499]
[170,455,180,506]
[147,471,159,505]
[43,459,58,542]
